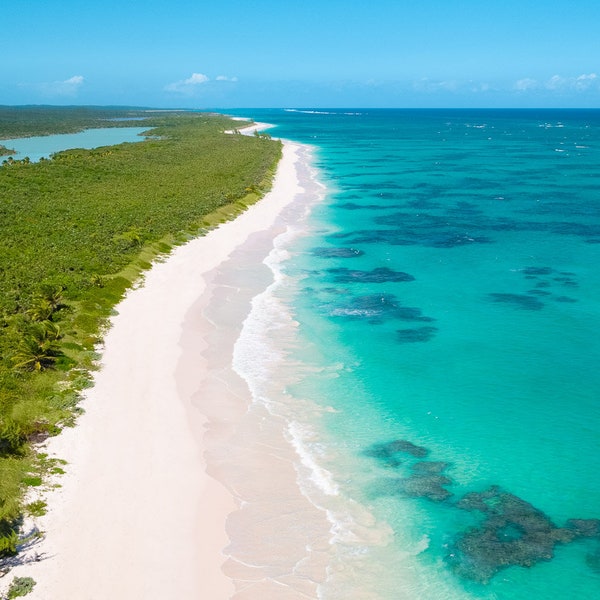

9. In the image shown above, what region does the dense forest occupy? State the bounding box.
[0,106,281,556]
[0,105,157,137]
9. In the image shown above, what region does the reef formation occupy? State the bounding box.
[363,438,600,583]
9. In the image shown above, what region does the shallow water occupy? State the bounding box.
[1,126,149,163]
[230,109,600,598]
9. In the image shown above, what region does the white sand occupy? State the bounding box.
[224,121,275,135]
[2,136,313,599]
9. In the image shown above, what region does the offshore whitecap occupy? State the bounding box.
[230,109,600,599]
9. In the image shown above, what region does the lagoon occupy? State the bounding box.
[0,126,150,163]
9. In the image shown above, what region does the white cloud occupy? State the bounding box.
[546,75,566,90]
[513,74,598,94]
[185,73,209,85]
[574,73,598,91]
[216,75,238,82]
[412,78,460,93]
[165,72,210,93]
[514,78,539,91]
[411,78,494,95]
[545,73,598,92]
[31,75,85,96]
[65,75,84,86]
[470,82,492,93]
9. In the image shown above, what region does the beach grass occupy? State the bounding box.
[0,108,281,557]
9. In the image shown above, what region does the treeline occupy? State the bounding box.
[0,105,182,138]
[0,109,281,556]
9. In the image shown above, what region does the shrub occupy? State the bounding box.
[6,577,36,598]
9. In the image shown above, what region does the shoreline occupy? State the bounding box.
[198,143,334,597]
[3,132,330,598]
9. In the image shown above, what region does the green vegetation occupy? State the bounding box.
[5,577,35,599]
[254,130,272,140]
[0,105,162,138]
[0,146,15,157]
[25,500,47,517]
[0,107,281,558]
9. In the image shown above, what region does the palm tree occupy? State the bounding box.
[12,322,63,372]
[38,285,65,313]
[26,286,66,322]
[26,298,54,322]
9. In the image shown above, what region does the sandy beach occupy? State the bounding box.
[3,132,330,599]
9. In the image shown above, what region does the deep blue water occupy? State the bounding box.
[240,109,600,598]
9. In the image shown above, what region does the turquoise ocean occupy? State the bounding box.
[229,109,600,599]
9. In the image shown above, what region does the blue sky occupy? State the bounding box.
[3,0,599,108]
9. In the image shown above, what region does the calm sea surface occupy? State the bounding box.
[231,109,600,599]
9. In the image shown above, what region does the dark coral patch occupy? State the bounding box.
[394,307,436,322]
[328,267,415,284]
[405,199,443,210]
[363,439,429,467]
[397,326,439,343]
[553,296,578,303]
[312,247,365,258]
[331,203,600,252]
[321,287,349,295]
[413,461,449,475]
[330,293,399,322]
[523,266,554,276]
[445,201,484,217]
[331,294,434,325]
[488,293,545,310]
[565,519,600,539]
[586,552,600,573]
[378,474,453,502]
[432,233,492,248]
[449,486,575,583]
[362,437,600,583]
[331,224,493,249]
[517,266,580,305]
[368,453,453,503]
[336,202,391,210]
[387,440,429,458]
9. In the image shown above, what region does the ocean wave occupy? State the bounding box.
[230,140,426,598]
[284,108,337,115]
[287,420,340,496]
[284,109,362,117]
[329,307,382,318]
